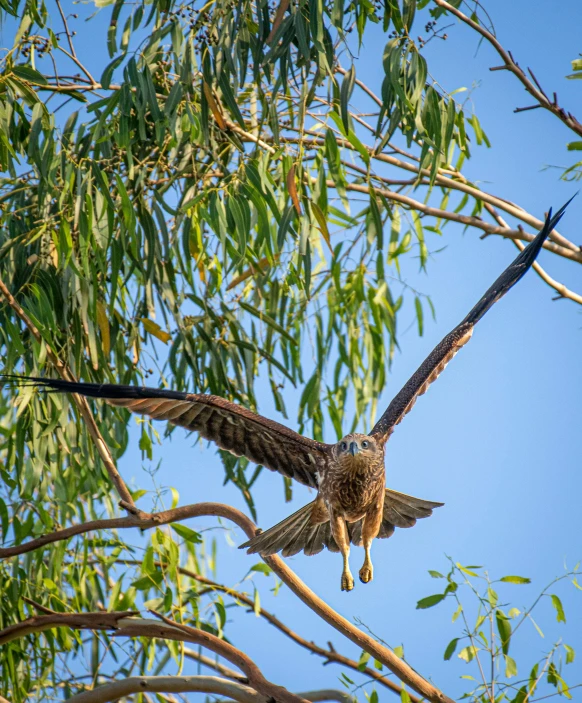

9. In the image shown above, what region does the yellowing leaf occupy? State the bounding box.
[286,164,301,215]
[266,0,290,43]
[140,318,171,344]
[96,301,111,356]
[311,201,332,253]
[203,81,227,130]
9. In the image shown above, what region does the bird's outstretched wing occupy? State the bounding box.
[0,377,331,488]
[370,198,574,443]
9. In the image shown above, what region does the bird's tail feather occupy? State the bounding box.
[239,488,444,556]
[239,501,333,557]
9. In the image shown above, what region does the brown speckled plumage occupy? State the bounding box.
[1,201,572,591]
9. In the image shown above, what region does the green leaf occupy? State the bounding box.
[12,65,48,85]
[250,563,272,576]
[564,644,575,664]
[340,66,356,134]
[451,604,463,623]
[458,645,477,663]
[551,594,566,623]
[496,610,512,654]
[100,54,125,89]
[414,296,423,336]
[500,575,531,584]
[567,141,582,150]
[505,654,518,678]
[457,563,479,577]
[486,586,498,607]
[171,524,203,543]
[416,593,446,609]
[444,638,459,660]
[358,650,371,671]
[429,570,444,578]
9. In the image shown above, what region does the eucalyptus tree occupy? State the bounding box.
[0,0,580,700]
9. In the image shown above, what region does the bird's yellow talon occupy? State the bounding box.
[359,564,373,583]
[341,572,355,591]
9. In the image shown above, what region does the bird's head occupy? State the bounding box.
[334,433,382,466]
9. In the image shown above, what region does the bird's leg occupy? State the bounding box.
[330,512,354,591]
[359,502,384,584]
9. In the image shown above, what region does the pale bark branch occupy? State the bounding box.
[183,647,248,682]
[64,675,357,703]
[323,179,582,265]
[432,0,582,138]
[0,277,136,507]
[64,675,264,703]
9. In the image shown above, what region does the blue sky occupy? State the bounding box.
[117,1,582,699]
[4,0,582,698]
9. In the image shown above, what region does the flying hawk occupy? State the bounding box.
[0,201,571,591]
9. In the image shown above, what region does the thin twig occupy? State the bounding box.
[55,0,77,58]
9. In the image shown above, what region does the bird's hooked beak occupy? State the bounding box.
[349,441,360,456]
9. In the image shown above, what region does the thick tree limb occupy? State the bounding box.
[0,501,451,702]
[0,610,137,646]
[432,0,582,138]
[0,277,135,507]
[64,675,264,703]
[64,675,357,703]
[0,501,250,559]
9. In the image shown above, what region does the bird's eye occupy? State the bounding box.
[362,440,369,448]
[341,442,348,451]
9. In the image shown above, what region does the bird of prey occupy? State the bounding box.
[0,200,571,591]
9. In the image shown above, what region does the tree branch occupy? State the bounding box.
[0,610,137,646]
[432,0,582,137]
[183,647,249,683]
[64,675,357,703]
[64,675,264,703]
[0,276,135,507]
[323,180,582,265]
